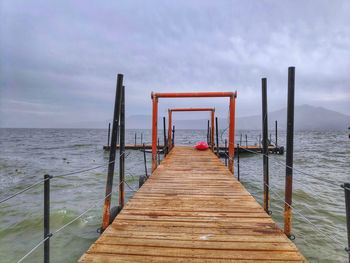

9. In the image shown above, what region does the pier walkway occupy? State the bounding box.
[79,146,306,262]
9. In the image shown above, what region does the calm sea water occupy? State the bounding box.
[0,128,349,262]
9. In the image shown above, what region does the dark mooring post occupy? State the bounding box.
[284,67,295,238]
[237,144,240,181]
[207,120,210,144]
[101,74,123,232]
[342,183,350,262]
[44,174,51,263]
[107,123,111,147]
[172,125,175,147]
[275,120,278,146]
[163,117,167,156]
[157,138,160,164]
[134,132,137,146]
[141,133,143,145]
[224,139,228,166]
[262,77,269,214]
[119,85,125,210]
[240,134,242,145]
[143,143,148,177]
[215,117,219,156]
[245,134,248,147]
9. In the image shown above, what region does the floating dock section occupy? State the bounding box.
[79,146,306,262]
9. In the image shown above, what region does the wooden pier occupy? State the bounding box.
[79,146,306,262]
[103,144,284,154]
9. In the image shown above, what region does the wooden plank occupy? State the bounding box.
[79,146,307,262]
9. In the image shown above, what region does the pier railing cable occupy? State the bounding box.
[223,144,347,254]
[9,149,132,263]
[0,159,120,205]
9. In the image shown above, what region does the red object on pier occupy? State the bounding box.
[195,141,209,150]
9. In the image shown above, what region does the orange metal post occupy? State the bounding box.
[228,94,236,174]
[168,110,172,151]
[211,110,215,150]
[152,94,158,172]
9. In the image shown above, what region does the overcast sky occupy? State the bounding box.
[1,0,349,127]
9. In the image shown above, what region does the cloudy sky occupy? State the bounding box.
[1,0,349,127]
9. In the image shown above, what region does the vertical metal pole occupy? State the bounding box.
[240,134,242,145]
[245,134,248,147]
[211,111,215,151]
[102,74,123,231]
[215,117,219,156]
[168,110,172,152]
[141,133,143,145]
[157,138,160,164]
[143,143,148,177]
[343,183,350,262]
[44,174,51,263]
[275,120,278,146]
[107,123,111,147]
[262,78,269,214]
[134,132,137,146]
[237,144,240,181]
[224,139,227,166]
[208,127,211,146]
[284,67,295,237]
[228,94,236,174]
[119,85,125,210]
[163,117,167,156]
[207,120,210,144]
[151,94,158,172]
[172,125,175,146]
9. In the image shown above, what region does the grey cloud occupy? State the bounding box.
[0,0,349,127]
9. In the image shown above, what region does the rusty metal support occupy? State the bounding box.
[101,74,123,232]
[151,94,158,172]
[153,91,235,98]
[262,78,270,214]
[119,85,125,210]
[228,94,236,174]
[151,91,237,173]
[284,67,295,238]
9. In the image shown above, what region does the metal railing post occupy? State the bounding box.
[237,144,240,181]
[262,77,270,214]
[284,67,295,238]
[119,85,125,210]
[163,117,167,156]
[107,123,111,147]
[44,174,51,263]
[215,117,219,156]
[342,183,350,262]
[224,139,228,166]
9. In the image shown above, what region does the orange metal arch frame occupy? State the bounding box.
[167,107,215,152]
[151,91,237,174]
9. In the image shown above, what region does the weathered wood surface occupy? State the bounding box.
[79,146,306,262]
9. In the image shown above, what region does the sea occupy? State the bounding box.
[0,128,349,262]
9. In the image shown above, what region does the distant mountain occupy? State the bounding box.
[126,105,350,131]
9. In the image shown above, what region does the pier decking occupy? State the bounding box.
[79,146,306,262]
